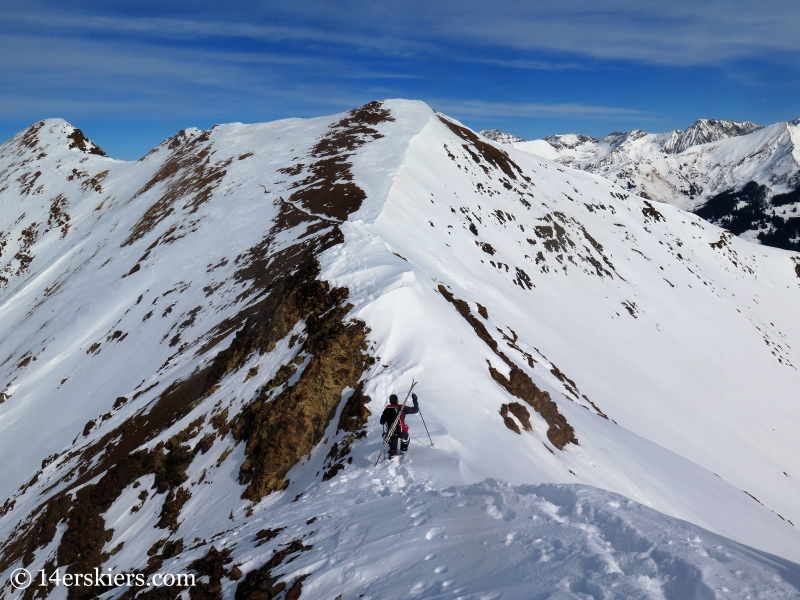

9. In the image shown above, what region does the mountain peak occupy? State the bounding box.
[543,133,596,150]
[665,118,762,154]
[6,118,106,158]
[480,129,525,144]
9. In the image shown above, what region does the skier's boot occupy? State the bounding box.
[387,434,400,459]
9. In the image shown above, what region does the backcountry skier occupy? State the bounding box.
[380,392,419,458]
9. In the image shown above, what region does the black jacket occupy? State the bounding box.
[380,396,419,428]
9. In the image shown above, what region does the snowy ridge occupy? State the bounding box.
[0,102,799,598]
[514,117,800,251]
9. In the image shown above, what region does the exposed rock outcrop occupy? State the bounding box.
[232,261,373,501]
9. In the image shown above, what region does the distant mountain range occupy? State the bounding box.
[482,119,800,251]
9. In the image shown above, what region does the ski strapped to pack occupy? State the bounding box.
[374,379,418,466]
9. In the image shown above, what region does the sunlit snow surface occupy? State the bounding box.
[125,464,800,600]
[0,101,799,598]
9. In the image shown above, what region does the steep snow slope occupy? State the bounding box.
[515,118,800,251]
[0,102,799,599]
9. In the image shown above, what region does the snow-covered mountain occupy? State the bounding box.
[661,119,763,154]
[1,102,800,599]
[479,129,524,144]
[515,118,800,252]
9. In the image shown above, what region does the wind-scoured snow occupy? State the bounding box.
[0,102,799,599]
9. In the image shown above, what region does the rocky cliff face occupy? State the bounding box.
[1,101,800,598]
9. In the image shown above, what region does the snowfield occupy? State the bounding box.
[0,101,799,599]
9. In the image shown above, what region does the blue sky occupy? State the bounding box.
[2,0,800,159]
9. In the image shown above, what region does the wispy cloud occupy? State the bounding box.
[0,8,435,57]
[433,0,800,66]
[0,33,411,116]
[8,1,799,67]
[433,99,648,119]
[0,0,797,159]
[340,72,420,80]
[4,2,800,71]
[459,57,587,71]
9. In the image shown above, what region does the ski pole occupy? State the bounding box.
[374,379,417,466]
[418,406,434,447]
